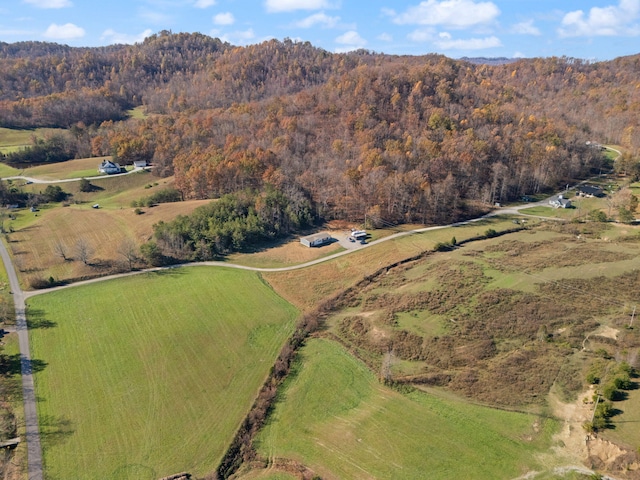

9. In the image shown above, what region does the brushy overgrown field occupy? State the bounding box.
[253,338,557,480]
[298,221,640,476]
[27,267,299,480]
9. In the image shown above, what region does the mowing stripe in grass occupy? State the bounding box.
[27,267,298,480]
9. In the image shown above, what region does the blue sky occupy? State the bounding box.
[1,0,639,60]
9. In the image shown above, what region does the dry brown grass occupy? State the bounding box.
[7,200,209,286]
[484,239,634,273]
[226,232,344,268]
[263,235,431,311]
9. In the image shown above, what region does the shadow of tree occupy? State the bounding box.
[148,267,186,277]
[25,308,57,329]
[38,415,74,447]
[0,354,47,376]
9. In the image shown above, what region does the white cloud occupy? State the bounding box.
[43,22,84,40]
[377,32,393,42]
[334,30,367,52]
[407,28,434,42]
[265,0,331,13]
[213,12,235,25]
[194,0,216,7]
[293,12,340,28]
[510,20,541,36]
[101,28,153,45]
[559,0,640,37]
[513,51,526,58]
[434,32,502,50]
[218,28,256,45]
[23,0,72,8]
[387,0,500,28]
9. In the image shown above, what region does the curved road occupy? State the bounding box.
[3,145,620,479]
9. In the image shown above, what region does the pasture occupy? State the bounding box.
[5,174,210,287]
[27,267,299,480]
[16,156,118,181]
[253,338,557,480]
[0,127,65,154]
[263,215,534,310]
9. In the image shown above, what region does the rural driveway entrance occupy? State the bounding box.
[0,240,43,480]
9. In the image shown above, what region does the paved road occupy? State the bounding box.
[0,240,43,480]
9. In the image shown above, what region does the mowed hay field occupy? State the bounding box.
[18,155,117,180]
[7,197,210,286]
[27,267,299,479]
[253,338,557,480]
[0,126,65,154]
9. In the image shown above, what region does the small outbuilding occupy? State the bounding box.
[300,233,332,248]
[576,185,603,197]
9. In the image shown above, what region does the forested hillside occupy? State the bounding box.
[1,32,639,236]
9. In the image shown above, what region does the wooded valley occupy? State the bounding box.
[1,32,639,236]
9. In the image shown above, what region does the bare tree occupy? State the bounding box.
[53,240,68,261]
[117,238,139,271]
[75,238,93,265]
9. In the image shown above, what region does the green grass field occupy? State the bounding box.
[0,127,66,154]
[27,267,299,480]
[254,338,557,480]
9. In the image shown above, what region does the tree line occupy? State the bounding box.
[141,188,313,264]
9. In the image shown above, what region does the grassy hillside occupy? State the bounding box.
[0,127,65,155]
[16,156,116,180]
[253,338,557,480]
[263,216,534,311]
[5,171,210,287]
[27,267,299,479]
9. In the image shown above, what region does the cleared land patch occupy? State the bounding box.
[0,127,65,154]
[6,197,210,287]
[263,216,529,311]
[253,338,556,480]
[27,267,299,479]
[16,155,118,180]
